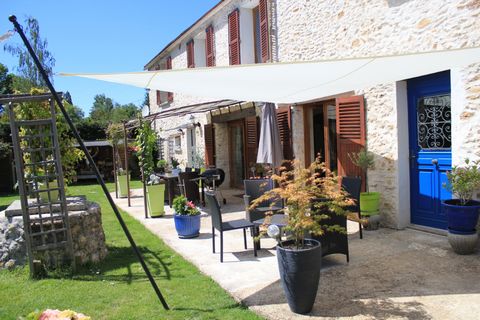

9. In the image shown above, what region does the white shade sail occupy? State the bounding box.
[61,47,480,104]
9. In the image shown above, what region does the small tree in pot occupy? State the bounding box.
[250,157,352,314]
[442,158,480,254]
[349,148,381,229]
[173,195,201,238]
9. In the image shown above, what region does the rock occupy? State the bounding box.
[4,259,15,270]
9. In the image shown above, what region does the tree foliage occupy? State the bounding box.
[4,17,55,88]
[0,63,14,95]
[15,88,84,184]
[250,157,352,249]
[135,120,158,179]
[89,94,139,125]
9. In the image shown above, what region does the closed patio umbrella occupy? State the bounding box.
[257,102,283,168]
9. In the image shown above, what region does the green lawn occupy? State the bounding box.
[0,181,262,320]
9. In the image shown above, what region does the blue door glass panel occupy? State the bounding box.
[408,71,451,229]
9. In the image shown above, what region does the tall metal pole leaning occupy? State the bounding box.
[123,122,131,207]
[140,119,149,219]
[113,144,118,198]
[8,15,169,310]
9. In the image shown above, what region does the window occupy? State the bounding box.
[205,25,215,67]
[187,40,195,68]
[166,56,173,102]
[174,135,182,153]
[253,7,262,63]
[253,0,269,63]
[228,9,241,65]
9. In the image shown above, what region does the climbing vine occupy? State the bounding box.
[135,120,158,180]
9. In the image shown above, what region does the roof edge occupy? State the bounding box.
[144,0,226,70]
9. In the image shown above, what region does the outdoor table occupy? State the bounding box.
[158,173,179,207]
[253,213,287,250]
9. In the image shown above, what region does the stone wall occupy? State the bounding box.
[0,198,107,269]
[276,0,480,227]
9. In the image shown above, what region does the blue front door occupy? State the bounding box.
[408,71,452,229]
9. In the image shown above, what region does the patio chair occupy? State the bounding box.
[177,171,200,204]
[205,191,257,262]
[244,179,283,222]
[310,197,350,262]
[341,176,363,239]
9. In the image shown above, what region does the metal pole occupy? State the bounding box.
[113,144,118,198]
[8,15,169,310]
[123,122,131,207]
[141,119,149,219]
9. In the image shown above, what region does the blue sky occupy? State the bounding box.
[0,0,219,115]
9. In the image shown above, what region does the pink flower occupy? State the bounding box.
[187,201,195,209]
[39,309,61,320]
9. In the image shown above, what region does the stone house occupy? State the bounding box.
[145,0,480,231]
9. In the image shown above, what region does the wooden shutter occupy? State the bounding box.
[276,106,293,160]
[204,124,215,167]
[166,56,173,102]
[156,90,161,105]
[245,116,259,168]
[336,95,366,189]
[259,0,269,63]
[205,25,215,67]
[187,40,195,68]
[228,9,241,65]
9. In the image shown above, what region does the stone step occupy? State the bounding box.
[4,196,87,217]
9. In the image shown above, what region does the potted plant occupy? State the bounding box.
[107,123,130,198]
[442,158,480,254]
[172,195,201,238]
[156,159,167,174]
[349,148,381,229]
[146,174,166,217]
[250,157,351,314]
[116,168,129,198]
[135,121,165,216]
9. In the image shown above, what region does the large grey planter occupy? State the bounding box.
[447,230,478,255]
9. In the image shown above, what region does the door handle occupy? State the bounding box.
[432,159,438,165]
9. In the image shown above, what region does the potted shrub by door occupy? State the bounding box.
[173,195,201,238]
[442,158,480,254]
[250,157,351,314]
[349,148,381,229]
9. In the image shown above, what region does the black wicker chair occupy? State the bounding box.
[341,176,363,239]
[310,198,349,262]
[243,179,283,222]
[205,191,256,262]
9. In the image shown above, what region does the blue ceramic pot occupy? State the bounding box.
[173,214,201,238]
[442,199,480,233]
